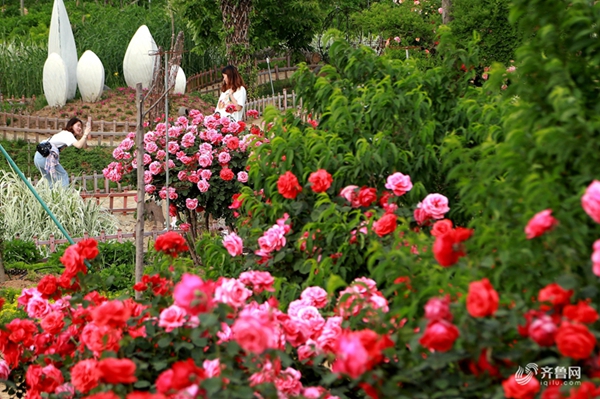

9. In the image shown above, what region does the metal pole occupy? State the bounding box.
[266,57,275,97]
[406,49,409,60]
[135,83,145,300]
[164,52,170,231]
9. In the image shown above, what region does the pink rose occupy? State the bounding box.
[424,296,452,322]
[237,171,249,183]
[203,359,222,378]
[0,360,10,380]
[525,209,558,239]
[186,198,198,210]
[159,305,187,332]
[232,314,277,354]
[238,271,275,293]
[214,278,253,308]
[332,333,369,378]
[300,287,328,308]
[173,273,215,315]
[385,172,412,196]
[218,152,231,164]
[420,194,450,220]
[222,232,244,257]
[592,240,600,277]
[200,169,212,180]
[26,295,51,319]
[339,185,360,207]
[197,180,210,193]
[583,180,600,223]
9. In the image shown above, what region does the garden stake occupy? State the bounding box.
[0,143,91,269]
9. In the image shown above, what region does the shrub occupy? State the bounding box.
[1,239,42,264]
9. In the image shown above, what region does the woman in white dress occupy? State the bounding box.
[34,116,92,188]
[215,65,247,122]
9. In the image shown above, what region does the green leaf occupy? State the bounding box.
[326,274,347,295]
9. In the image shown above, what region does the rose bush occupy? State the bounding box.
[103,110,264,263]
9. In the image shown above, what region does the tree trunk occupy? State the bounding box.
[219,0,252,70]
[134,84,145,300]
[442,0,453,24]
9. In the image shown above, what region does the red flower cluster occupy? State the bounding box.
[58,238,99,290]
[431,219,473,267]
[154,231,189,257]
[332,329,394,379]
[133,274,173,296]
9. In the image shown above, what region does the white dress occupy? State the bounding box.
[215,86,247,122]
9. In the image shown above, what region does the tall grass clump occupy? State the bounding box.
[0,171,118,247]
[0,41,46,98]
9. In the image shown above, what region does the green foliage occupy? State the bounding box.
[0,288,27,325]
[0,41,45,97]
[1,239,42,264]
[0,171,118,245]
[351,0,442,48]
[450,0,521,64]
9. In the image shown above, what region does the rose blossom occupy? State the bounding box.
[420,194,450,220]
[222,232,244,257]
[218,152,231,164]
[528,315,557,347]
[301,287,328,308]
[466,278,499,318]
[502,375,540,399]
[339,185,360,208]
[238,271,275,293]
[70,359,100,393]
[173,273,215,315]
[582,180,600,223]
[424,296,452,322]
[525,209,558,239]
[159,305,187,332]
[232,314,277,354]
[237,171,248,183]
[214,278,253,308]
[186,198,198,210]
[0,360,10,380]
[419,319,459,352]
[372,213,397,237]
[308,169,333,193]
[197,180,210,193]
[555,321,596,359]
[277,171,303,199]
[385,172,413,196]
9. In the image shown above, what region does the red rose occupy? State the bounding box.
[372,213,397,237]
[502,375,540,399]
[98,358,137,384]
[220,168,234,181]
[414,208,432,226]
[528,315,557,347]
[308,169,333,193]
[468,348,501,377]
[430,219,453,237]
[170,359,206,390]
[226,137,240,150]
[555,321,596,360]
[37,275,59,299]
[92,300,132,328]
[77,238,99,260]
[563,300,599,324]
[419,319,459,352]
[40,311,65,335]
[466,278,499,318]
[358,187,377,207]
[432,226,473,267]
[156,369,174,394]
[127,392,167,399]
[71,359,100,394]
[236,121,246,133]
[277,171,303,199]
[155,231,189,257]
[538,283,573,309]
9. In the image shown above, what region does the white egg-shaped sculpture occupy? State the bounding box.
[123,25,158,89]
[43,53,68,108]
[173,66,186,94]
[77,50,105,102]
[48,0,78,100]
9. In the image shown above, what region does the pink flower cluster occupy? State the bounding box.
[255,213,292,258]
[414,193,450,225]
